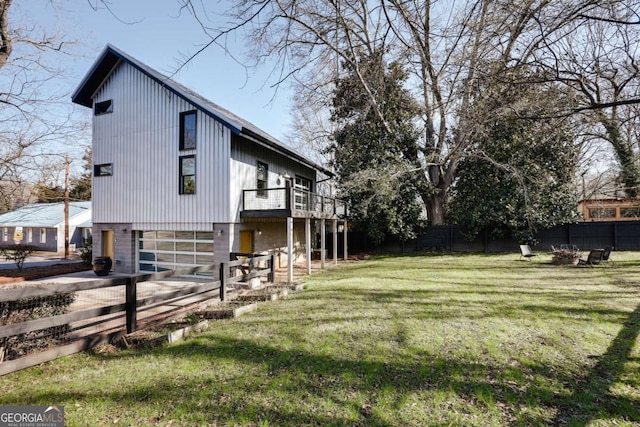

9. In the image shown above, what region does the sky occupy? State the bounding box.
[26,0,294,142]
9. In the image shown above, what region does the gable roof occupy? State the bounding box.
[0,202,92,228]
[72,44,332,176]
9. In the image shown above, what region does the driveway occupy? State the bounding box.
[0,255,82,270]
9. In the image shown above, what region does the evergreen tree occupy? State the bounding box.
[329,51,424,246]
[70,147,92,201]
[447,84,581,244]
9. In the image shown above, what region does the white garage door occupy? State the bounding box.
[137,230,214,272]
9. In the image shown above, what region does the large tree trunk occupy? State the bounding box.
[426,191,446,226]
[602,118,640,198]
[0,0,12,69]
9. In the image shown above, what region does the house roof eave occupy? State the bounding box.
[72,45,332,176]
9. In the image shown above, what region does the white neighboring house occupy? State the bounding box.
[0,202,92,253]
[72,45,347,280]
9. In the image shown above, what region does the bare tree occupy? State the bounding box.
[179,0,640,223]
[0,0,89,211]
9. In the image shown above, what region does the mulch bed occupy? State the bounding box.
[0,263,92,286]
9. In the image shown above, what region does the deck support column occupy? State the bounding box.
[287,217,293,283]
[343,220,348,261]
[306,218,312,275]
[332,219,338,265]
[320,219,326,269]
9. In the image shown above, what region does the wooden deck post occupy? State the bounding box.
[306,218,312,275]
[125,276,137,334]
[268,254,276,283]
[320,218,326,269]
[287,217,293,283]
[219,262,227,302]
[343,220,348,261]
[332,219,338,264]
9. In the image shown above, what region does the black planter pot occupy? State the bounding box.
[93,257,112,276]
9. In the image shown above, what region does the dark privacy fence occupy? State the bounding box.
[342,221,640,254]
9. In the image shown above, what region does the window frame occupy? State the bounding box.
[179,110,197,150]
[179,155,196,195]
[94,99,113,115]
[94,163,113,177]
[40,228,47,244]
[256,161,268,198]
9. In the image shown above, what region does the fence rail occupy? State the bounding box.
[0,254,275,376]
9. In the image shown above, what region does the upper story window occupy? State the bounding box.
[589,208,615,219]
[94,163,113,177]
[180,111,197,150]
[179,155,196,195]
[620,207,640,218]
[257,162,268,198]
[94,100,113,115]
[294,176,311,210]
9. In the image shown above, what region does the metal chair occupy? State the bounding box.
[601,246,614,267]
[519,245,537,261]
[578,249,604,267]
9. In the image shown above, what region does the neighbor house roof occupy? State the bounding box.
[0,202,92,228]
[71,44,332,177]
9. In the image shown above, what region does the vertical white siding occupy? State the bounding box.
[230,136,317,222]
[92,63,231,227]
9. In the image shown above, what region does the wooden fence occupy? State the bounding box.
[0,254,275,376]
[346,220,640,254]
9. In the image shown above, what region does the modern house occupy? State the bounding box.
[71,45,347,281]
[578,198,640,221]
[0,202,92,253]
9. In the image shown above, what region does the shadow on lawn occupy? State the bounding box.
[5,306,638,426]
[552,302,640,426]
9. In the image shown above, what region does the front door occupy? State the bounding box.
[240,230,253,254]
[101,230,115,269]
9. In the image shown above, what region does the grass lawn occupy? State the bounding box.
[1,252,639,426]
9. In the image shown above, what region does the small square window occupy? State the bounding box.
[180,155,196,194]
[94,100,113,115]
[94,163,113,177]
[180,111,197,150]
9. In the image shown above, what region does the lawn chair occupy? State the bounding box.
[519,245,537,261]
[578,249,604,267]
[602,246,614,267]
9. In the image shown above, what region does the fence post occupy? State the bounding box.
[125,276,137,334]
[219,262,227,302]
[268,254,276,283]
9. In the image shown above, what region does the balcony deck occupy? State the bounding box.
[241,188,347,220]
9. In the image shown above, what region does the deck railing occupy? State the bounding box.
[242,188,346,218]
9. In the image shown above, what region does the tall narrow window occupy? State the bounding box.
[40,228,47,243]
[179,155,196,194]
[294,176,311,210]
[26,228,33,243]
[257,162,268,198]
[180,111,197,150]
